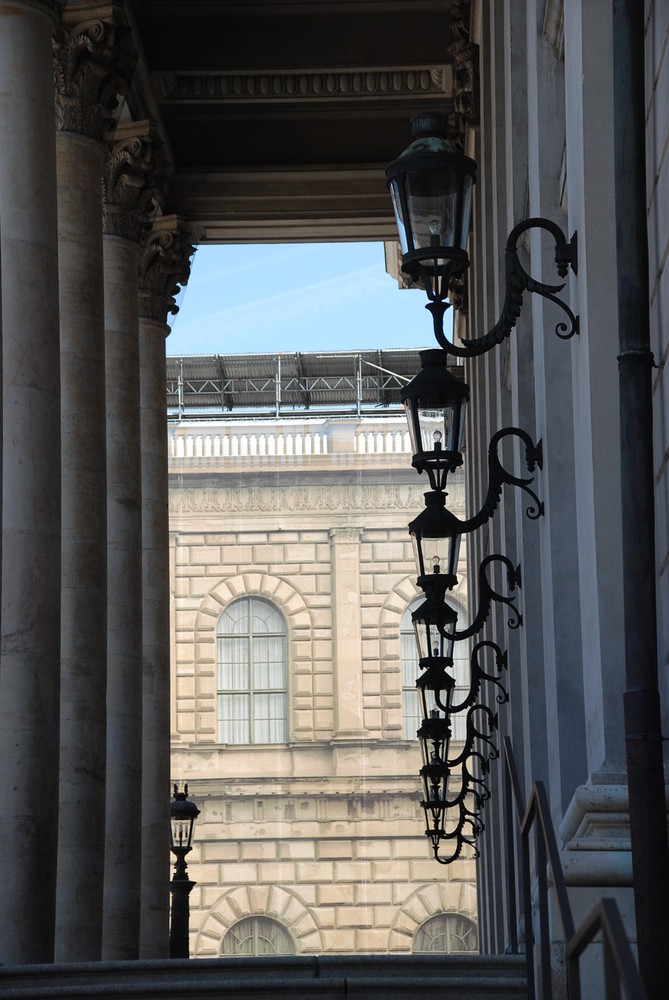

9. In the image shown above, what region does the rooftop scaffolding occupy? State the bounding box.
[166,349,445,420]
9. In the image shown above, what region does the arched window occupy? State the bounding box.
[401,597,469,740]
[413,913,478,954]
[222,916,295,956]
[217,597,287,745]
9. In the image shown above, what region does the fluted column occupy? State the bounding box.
[138,216,193,958]
[53,7,135,962]
[101,120,163,960]
[0,0,60,965]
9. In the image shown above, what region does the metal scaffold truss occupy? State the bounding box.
[166,349,434,420]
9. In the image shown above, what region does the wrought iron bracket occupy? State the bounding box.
[427,217,579,357]
[451,640,509,715]
[460,427,544,531]
[440,554,522,642]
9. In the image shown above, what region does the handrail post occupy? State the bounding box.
[522,824,535,1000]
[537,829,551,1000]
[503,754,519,953]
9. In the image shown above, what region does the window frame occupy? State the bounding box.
[216,596,289,746]
[221,915,295,956]
[413,912,478,954]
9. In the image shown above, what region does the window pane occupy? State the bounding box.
[218,637,249,690]
[218,693,250,744]
[254,692,286,743]
[222,917,294,957]
[253,635,284,689]
[401,630,419,687]
[219,601,249,636]
[414,913,477,954]
[251,598,285,636]
[403,688,421,740]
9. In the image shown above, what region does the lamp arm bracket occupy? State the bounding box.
[429,217,579,357]
[459,427,544,532]
[429,796,485,864]
[448,704,499,769]
[441,554,522,641]
[450,640,509,715]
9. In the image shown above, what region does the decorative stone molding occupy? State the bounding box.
[102,120,164,241]
[53,3,136,138]
[195,883,323,957]
[169,483,425,515]
[388,880,477,951]
[156,66,453,104]
[194,574,311,637]
[558,781,636,886]
[447,0,478,149]
[139,215,195,324]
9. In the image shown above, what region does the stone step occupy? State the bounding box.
[1,955,527,1000]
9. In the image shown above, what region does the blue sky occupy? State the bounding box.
[166,242,446,357]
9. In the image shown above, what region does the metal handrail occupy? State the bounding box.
[501,736,648,1000]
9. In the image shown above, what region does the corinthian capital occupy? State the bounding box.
[53,2,137,138]
[447,0,478,149]
[102,120,165,242]
[139,216,195,325]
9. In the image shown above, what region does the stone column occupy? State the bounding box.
[0,0,61,965]
[329,527,365,740]
[137,216,193,958]
[53,6,135,962]
[101,120,162,960]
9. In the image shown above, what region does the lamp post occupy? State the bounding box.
[169,783,199,959]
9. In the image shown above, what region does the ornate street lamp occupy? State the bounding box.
[385,112,476,334]
[388,116,560,864]
[409,492,462,594]
[386,113,578,355]
[401,349,469,491]
[412,592,458,665]
[169,783,200,959]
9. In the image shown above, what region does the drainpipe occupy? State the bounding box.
[612,3,669,996]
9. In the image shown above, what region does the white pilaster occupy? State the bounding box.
[330,527,365,740]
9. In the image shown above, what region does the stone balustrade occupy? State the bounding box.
[168,418,413,465]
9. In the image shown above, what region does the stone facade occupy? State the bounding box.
[168,413,477,956]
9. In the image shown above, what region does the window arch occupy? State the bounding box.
[413,913,478,954]
[401,596,469,740]
[217,597,287,745]
[222,916,295,956]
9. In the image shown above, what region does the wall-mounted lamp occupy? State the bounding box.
[387,113,578,355]
[387,113,568,863]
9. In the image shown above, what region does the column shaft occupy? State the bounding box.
[139,316,170,958]
[102,235,143,960]
[55,129,107,962]
[0,0,61,964]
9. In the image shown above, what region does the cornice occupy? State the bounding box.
[154,65,452,104]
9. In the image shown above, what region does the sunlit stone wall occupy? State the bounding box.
[168,414,477,956]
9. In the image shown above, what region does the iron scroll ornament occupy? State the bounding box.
[421,703,503,865]
[441,554,522,643]
[413,426,544,524]
[423,217,579,356]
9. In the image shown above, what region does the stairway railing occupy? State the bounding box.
[501,736,648,1000]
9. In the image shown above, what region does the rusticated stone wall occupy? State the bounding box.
[168,414,476,956]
